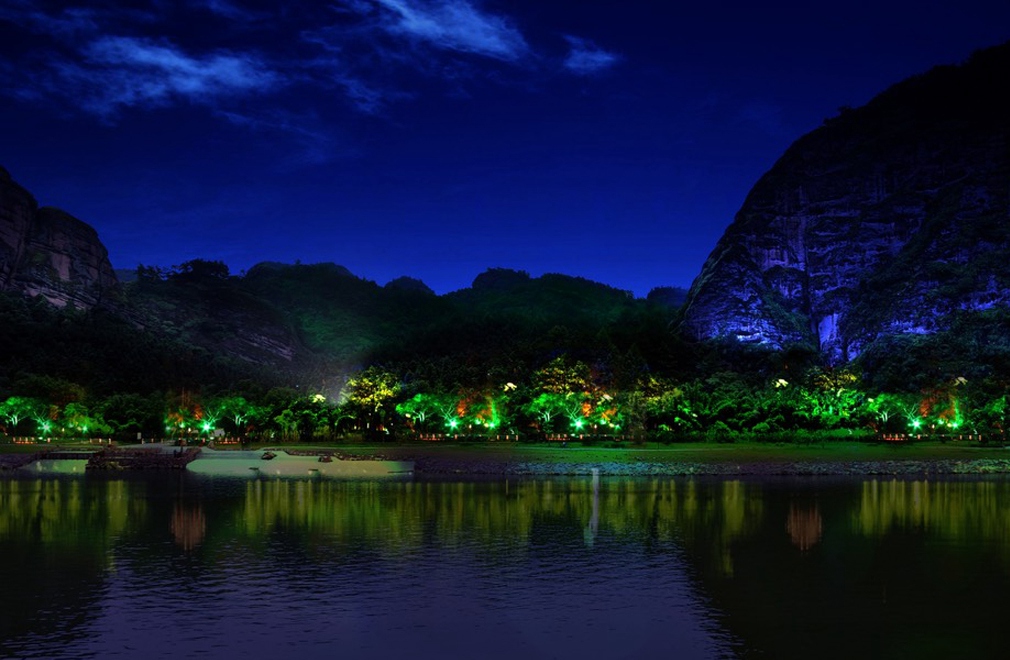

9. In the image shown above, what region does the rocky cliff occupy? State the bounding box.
[0,166,117,308]
[679,42,1010,362]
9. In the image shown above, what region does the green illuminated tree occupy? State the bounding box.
[396,392,460,433]
[60,402,110,438]
[206,395,266,436]
[522,392,570,433]
[0,396,43,435]
[270,394,336,442]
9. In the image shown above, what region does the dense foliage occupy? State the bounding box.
[3,261,1010,445]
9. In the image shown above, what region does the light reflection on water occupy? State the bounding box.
[3,474,1010,659]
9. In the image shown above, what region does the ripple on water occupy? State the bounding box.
[2,477,736,660]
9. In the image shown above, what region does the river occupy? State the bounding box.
[2,471,1008,659]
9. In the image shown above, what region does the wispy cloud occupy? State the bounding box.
[0,2,99,36]
[563,35,620,75]
[188,0,263,22]
[0,0,617,122]
[37,36,279,118]
[215,108,353,166]
[366,0,530,62]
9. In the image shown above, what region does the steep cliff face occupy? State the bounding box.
[0,166,36,290]
[680,42,1010,362]
[0,167,117,308]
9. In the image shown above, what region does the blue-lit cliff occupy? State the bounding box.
[680,42,1010,362]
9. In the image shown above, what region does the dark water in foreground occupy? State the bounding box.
[2,472,1010,659]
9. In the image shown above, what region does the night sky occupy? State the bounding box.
[2,1,1009,297]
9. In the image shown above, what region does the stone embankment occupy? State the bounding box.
[0,446,201,471]
[86,447,201,470]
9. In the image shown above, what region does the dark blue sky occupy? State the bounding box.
[2,1,1009,296]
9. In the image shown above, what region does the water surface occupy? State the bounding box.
[1,473,1008,659]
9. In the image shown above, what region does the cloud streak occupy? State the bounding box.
[368,0,530,61]
[563,36,619,75]
[41,36,280,118]
[0,0,619,122]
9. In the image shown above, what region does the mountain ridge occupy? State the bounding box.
[679,40,1010,361]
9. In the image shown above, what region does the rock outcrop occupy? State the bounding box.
[0,167,117,308]
[679,42,1010,362]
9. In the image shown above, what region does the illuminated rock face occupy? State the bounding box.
[680,42,1010,362]
[0,167,117,308]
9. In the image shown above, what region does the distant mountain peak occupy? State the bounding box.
[385,276,434,295]
[0,167,116,308]
[679,41,1010,362]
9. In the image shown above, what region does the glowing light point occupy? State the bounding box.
[574,419,584,430]
[911,419,922,430]
[448,419,459,430]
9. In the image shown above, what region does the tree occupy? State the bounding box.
[396,392,458,434]
[168,259,230,282]
[100,393,164,440]
[271,395,333,442]
[345,367,402,435]
[533,356,592,395]
[0,396,43,435]
[522,392,570,433]
[60,402,110,438]
[208,395,268,436]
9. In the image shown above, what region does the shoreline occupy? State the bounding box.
[4,441,1010,477]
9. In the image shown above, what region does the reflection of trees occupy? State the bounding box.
[854,479,1010,550]
[786,502,822,551]
[0,479,144,547]
[171,503,206,551]
[228,478,764,576]
[0,479,150,651]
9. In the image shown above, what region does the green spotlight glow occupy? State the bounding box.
[574,419,584,430]
[911,419,922,429]
[448,419,459,429]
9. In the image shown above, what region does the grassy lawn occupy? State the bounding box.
[5,439,1008,467]
[262,440,1010,465]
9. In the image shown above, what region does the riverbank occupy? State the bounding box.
[336,441,1010,477]
[4,441,1010,476]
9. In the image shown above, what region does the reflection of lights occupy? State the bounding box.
[171,504,206,551]
[786,502,823,552]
